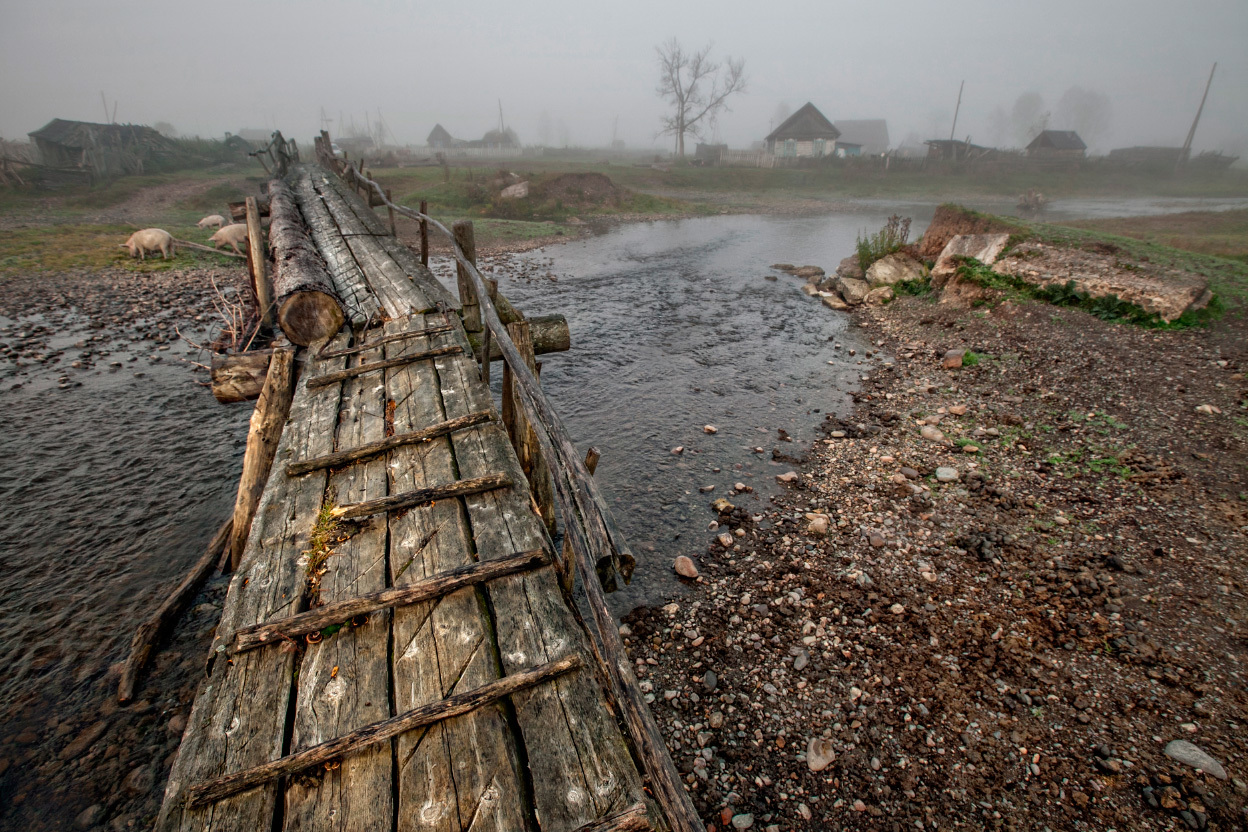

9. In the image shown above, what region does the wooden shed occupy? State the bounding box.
[28,119,177,178]
[833,119,890,156]
[765,102,840,158]
[1027,130,1087,158]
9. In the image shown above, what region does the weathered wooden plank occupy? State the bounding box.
[158,333,349,832]
[186,656,581,810]
[433,329,649,829]
[285,410,492,476]
[291,166,380,327]
[282,335,393,831]
[385,315,532,832]
[229,549,549,655]
[330,472,511,521]
[305,343,463,389]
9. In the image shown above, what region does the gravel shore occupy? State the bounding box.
[625,293,1248,831]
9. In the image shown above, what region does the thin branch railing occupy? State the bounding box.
[318,151,702,832]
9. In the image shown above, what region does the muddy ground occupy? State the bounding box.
[624,288,1248,831]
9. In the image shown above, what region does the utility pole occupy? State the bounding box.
[948,81,964,143]
[101,92,110,124]
[1178,62,1217,169]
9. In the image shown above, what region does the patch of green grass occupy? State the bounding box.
[962,350,982,367]
[0,223,217,274]
[856,214,911,271]
[894,276,932,297]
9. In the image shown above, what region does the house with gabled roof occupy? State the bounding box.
[765,102,840,159]
[1026,130,1086,158]
[832,119,890,156]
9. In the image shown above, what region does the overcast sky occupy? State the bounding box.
[2,0,1245,154]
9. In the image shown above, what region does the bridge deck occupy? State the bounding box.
[158,167,663,832]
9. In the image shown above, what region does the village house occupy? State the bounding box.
[1027,129,1087,158]
[832,119,890,156]
[765,102,840,159]
[426,124,461,149]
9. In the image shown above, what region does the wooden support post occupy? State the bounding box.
[506,320,556,535]
[419,199,429,266]
[228,347,296,571]
[245,196,274,330]
[559,447,600,595]
[386,188,396,236]
[481,278,498,385]
[453,220,481,333]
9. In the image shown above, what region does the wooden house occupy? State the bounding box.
[765,102,840,158]
[1027,130,1086,158]
[426,124,461,148]
[28,119,176,177]
[833,119,890,156]
[924,138,994,162]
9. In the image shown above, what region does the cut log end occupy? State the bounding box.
[278,291,345,346]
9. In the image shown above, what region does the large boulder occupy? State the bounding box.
[931,234,1012,287]
[836,256,864,280]
[865,286,894,306]
[794,265,825,280]
[499,180,530,199]
[866,252,928,286]
[993,241,1211,322]
[835,276,871,305]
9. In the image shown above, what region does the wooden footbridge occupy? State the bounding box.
[153,137,701,831]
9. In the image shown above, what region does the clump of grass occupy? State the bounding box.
[962,350,983,367]
[894,276,932,297]
[953,257,1221,329]
[856,214,911,271]
[305,501,346,604]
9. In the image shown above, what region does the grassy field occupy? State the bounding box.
[1060,209,1248,263]
[0,223,235,274]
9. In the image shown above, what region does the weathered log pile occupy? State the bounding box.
[266,180,346,345]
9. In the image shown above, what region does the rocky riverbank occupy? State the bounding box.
[625,290,1248,830]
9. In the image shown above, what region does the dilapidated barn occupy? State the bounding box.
[1027,130,1087,158]
[28,119,177,178]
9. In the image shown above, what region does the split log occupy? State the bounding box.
[228,347,296,571]
[183,655,582,808]
[118,518,232,704]
[574,804,653,832]
[468,313,570,362]
[244,197,274,331]
[266,179,345,345]
[228,548,549,653]
[210,350,272,403]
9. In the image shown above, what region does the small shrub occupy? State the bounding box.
[856,214,911,271]
[962,351,982,367]
[895,276,932,297]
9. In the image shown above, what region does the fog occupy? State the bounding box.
[2,0,1245,154]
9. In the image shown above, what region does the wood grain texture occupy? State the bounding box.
[158,333,349,832]
[434,326,649,830]
[282,334,392,832]
[267,178,345,345]
[305,344,463,389]
[285,410,492,476]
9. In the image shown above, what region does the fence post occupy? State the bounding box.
[245,196,274,330]
[505,321,556,535]
[558,447,600,595]
[452,220,481,334]
[480,278,498,386]
[419,200,429,266]
[386,188,396,236]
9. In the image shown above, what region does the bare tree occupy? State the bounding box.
[655,39,746,157]
[1055,87,1112,146]
[1009,92,1049,146]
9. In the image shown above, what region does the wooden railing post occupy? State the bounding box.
[245,196,274,330]
[453,220,481,334]
[505,321,556,535]
[481,278,498,386]
[558,447,599,595]
[386,188,396,236]
[419,200,429,266]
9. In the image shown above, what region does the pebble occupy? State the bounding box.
[942,349,966,369]
[806,515,830,537]
[731,814,754,830]
[889,603,905,615]
[673,556,699,579]
[122,763,154,795]
[703,671,718,691]
[920,425,945,443]
[807,737,836,771]
[900,467,919,479]
[1164,740,1227,780]
[935,466,959,482]
[74,804,104,830]
[703,425,718,434]
[948,404,968,415]
[776,471,798,483]
[671,446,683,455]
[717,533,734,548]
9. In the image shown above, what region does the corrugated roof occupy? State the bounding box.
[766,103,840,143]
[833,120,890,155]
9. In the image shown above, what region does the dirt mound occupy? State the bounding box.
[535,172,621,207]
[918,204,1014,258]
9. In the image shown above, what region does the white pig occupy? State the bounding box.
[209,223,249,255]
[121,228,175,261]
[196,214,227,229]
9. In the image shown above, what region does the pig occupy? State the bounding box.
[196,214,226,229]
[121,228,175,261]
[209,223,249,255]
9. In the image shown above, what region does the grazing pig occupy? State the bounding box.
[196,214,226,229]
[121,228,175,261]
[209,223,249,255]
